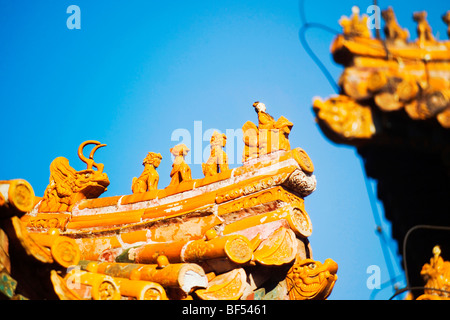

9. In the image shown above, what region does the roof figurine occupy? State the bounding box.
[38,141,110,213]
[415,246,450,300]
[249,101,293,156]
[382,6,409,43]
[338,6,371,38]
[202,131,229,177]
[169,144,192,186]
[413,11,437,47]
[443,11,450,39]
[132,152,162,193]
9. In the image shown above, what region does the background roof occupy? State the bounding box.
[0,0,447,299]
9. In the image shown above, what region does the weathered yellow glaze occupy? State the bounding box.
[131,234,253,265]
[253,227,298,266]
[196,268,247,300]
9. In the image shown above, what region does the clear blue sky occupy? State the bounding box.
[0,0,447,299]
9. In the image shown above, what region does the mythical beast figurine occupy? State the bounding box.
[202,131,229,177]
[132,152,162,193]
[38,141,110,213]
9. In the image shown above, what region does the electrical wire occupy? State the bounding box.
[358,157,401,297]
[298,0,340,94]
[369,274,404,300]
[298,23,340,94]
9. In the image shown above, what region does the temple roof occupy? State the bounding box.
[314,6,450,143]
[1,103,338,300]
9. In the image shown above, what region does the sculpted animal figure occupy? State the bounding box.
[132,152,162,193]
[285,258,338,300]
[413,11,436,46]
[443,11,450,39]
[202,131,229,177]
[339,6,371,38]
[381,7,409,42]
[39,141,110,212]
[169,144,192,186]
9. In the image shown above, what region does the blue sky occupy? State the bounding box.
[0,0,447,299]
